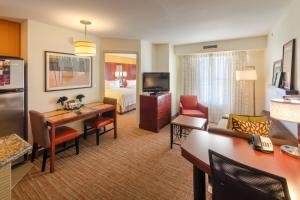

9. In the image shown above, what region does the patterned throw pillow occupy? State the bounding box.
[232,118,271,136]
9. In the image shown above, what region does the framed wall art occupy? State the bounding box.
[45,51,92,92]
[282,39,295,90]
[272,60,282,86]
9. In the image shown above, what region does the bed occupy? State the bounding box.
[105,80,136,114]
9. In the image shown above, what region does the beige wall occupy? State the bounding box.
[25,19,101,142]
[174,36,267,55]
[264,0,299,138]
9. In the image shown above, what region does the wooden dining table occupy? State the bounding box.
[43,102,116,173]
[181,130,300,200]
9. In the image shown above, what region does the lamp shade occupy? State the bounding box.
[270,99,300,123]
[123,71,127,77]
[236,70,257,81]
[74,40,96,56]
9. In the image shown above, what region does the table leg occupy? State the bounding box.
[50,125,56,173]
[193,165,206,200]
[170,124,173,149]
[113,110,117,138]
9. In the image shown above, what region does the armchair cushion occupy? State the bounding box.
[182,109,206,118]
[180,96,198,109]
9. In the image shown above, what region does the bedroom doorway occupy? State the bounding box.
[104,53,137,115]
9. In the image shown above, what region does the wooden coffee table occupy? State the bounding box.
[170,115,207,148]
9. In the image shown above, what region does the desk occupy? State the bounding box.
[181,130,300,200]
[43,102,116,173]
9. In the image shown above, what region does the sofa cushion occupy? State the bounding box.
[182,109,206,118]
[232,118,271,136]
[227,114,268,130]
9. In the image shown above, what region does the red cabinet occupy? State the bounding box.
[139,93,171,132]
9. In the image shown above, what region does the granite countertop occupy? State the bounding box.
[0,134,32,168]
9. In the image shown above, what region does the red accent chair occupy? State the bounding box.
[179,95,209,128]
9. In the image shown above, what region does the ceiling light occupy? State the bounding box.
[74,20,96,57]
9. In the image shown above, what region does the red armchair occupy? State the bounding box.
[179,95,208,124]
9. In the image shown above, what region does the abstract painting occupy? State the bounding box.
[45,51,92,91]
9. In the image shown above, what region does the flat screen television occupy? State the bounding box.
[143,72,170,93]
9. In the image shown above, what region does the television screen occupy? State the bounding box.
[143,72,170,93]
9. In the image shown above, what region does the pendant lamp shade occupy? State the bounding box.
[74,40,96,56]
[74,20,96,57]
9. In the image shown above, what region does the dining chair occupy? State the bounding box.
[83,97,117,145]
[208,149,291,200]
[30,110,80,172]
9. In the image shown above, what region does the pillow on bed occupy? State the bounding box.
[105,80,120,89]
[127,80,136,88]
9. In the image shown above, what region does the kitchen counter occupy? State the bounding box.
[0,134,31,168]
[0,134,31,200]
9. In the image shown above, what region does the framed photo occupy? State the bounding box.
[275,72,283,88]
[272,60,282,86]
[45,51,92,92]
[282,39,295,90]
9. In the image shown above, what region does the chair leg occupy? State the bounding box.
[96,129,100,145]
[75,137,80,155]
[31,143,38,162]
[41,148,48,172]
[84,124,87,140]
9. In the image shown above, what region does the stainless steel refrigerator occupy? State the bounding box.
[0,57,26,140]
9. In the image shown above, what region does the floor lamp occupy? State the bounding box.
[236,69,257,116]
[270,99,300,158]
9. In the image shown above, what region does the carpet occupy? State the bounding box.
[12,111,210,200]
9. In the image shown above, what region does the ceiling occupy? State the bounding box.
[0,0,292,44]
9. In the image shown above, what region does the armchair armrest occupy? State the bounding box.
[179,102,183,114]
[197,102,208,118]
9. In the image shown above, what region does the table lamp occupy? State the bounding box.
[270,99,300,158]
[236,69,257,115]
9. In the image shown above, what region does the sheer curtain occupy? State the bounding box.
[179,51,252,123]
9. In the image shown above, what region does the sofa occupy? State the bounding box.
[208,111,298,146]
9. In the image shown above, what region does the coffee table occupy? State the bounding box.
[170,115,207,148]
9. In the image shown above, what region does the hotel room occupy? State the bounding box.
[0,0,299,200]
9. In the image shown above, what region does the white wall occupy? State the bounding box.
[174,36,267,55]
[265,0,300,137]
[25,19,101,142]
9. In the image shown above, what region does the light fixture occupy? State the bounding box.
[122,71,127,77]
[236,69,257,116]
[74,20,96,56]
[270,99,300,158]
[115,71,121,78]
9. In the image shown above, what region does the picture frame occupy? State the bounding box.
[275,72,283,88]
[45,51,92,92]
[282,39,296,90]
[272,60,282,86]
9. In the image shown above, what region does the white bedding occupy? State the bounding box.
[105,87,136,112]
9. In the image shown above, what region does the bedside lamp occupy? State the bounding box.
[236,69,257,116]
[270,99,300,158]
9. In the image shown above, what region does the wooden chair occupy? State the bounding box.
[29,110,80,172]
[83,97,117,145]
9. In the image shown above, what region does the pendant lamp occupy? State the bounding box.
[74,20,96,56]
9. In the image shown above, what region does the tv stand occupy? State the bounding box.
[139,93,171,132]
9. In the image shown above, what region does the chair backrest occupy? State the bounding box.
[180,95,198,109]
[103,97,117,105]
[29,110,50,148]
[208,149,290,200]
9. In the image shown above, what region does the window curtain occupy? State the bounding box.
[179,51,252,123]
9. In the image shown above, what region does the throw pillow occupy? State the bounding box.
[232,117,271,136]
[226,114,268,130]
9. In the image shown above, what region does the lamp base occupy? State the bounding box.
[280,145,300,159]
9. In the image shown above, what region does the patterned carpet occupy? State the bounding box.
[12,111,210,200]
